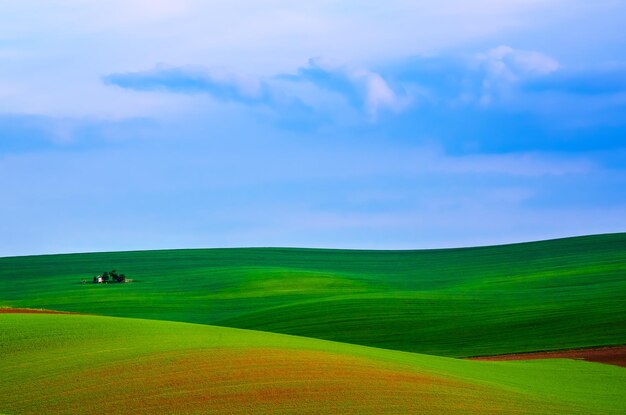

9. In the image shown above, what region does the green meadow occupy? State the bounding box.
[1,233,625,357]
[2,313,625,414]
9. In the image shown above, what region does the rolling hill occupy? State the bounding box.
[2,312,625,415]
[1,233,625,357]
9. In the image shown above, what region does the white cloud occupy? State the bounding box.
[0,0,570,118]
[476,45,559,104]
[481,45,559,79]
[283,59,413,119]
[353,70,410,118]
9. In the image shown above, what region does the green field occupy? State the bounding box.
[1,233,625,357]
[2,313,625,415]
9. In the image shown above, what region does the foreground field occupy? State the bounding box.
[1,233,625,357]
[2,313,625,415]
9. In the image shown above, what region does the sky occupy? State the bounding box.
[1,0,626,256]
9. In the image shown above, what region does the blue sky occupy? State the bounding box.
[1,1,626,256]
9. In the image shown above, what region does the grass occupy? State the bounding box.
[1,233,625,357]
[2,313,626,415]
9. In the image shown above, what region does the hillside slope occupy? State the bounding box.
[1,233,625,357]
[2,313,626,414]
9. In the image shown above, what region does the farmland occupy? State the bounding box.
[1,233,625,357]
[1,233,625,414]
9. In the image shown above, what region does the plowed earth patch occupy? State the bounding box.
[0,308,75,314]
[18,348,566,415]
[470,346,626,367]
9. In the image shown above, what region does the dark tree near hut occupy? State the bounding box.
[102,272,110,283]
[110,270,125,283]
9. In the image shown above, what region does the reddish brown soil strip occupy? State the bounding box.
[0,307,75,315]
[469,345,626,367]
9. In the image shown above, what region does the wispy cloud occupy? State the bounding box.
[475,46,559,105]
[103,59,414,119]
[103,47,626,123]
[103,64,271,105]
[281,58,412,118]
[100,47,626,154]
[477,46,559,80]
